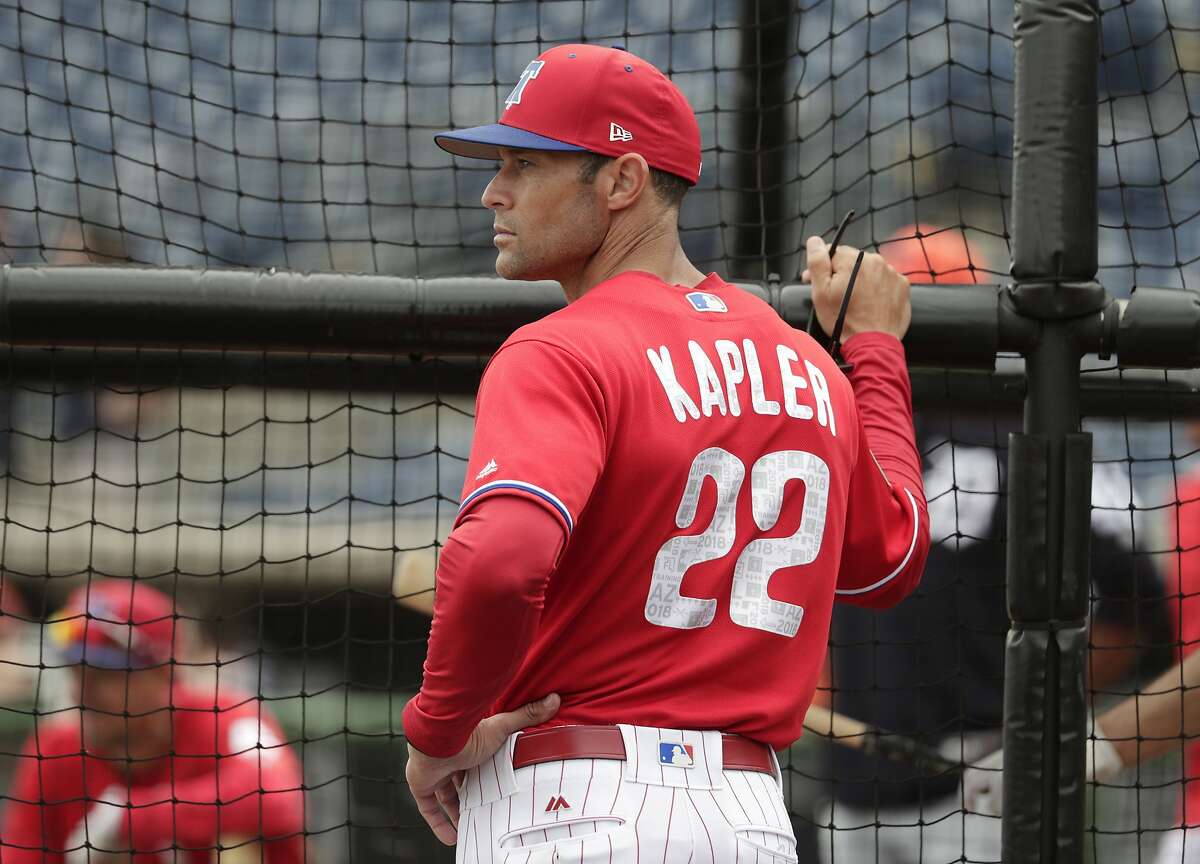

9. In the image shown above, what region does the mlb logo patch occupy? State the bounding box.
[686,291,727,313]
[659,742,695,768]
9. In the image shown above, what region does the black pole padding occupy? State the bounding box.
[0,346,488,393]
[1006,434,1049,622]
[1,265,1019,367]
[903,283,1001,364]
[1001,626,1051,861]
[1010,0,1104,315]
[1007,431,1093,624]
[1003,625,1090,863]
[1054,624,1090,857]
[15,265,1200,381]
[1117,286,1200,368]
[781,282,1025,368]
[1058,434,1094,621]
[0,265,564,353]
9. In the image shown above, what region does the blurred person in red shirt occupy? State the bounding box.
[0,580,305,863]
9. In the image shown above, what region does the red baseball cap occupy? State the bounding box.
[48,581,176,670]
[436,43,702,185]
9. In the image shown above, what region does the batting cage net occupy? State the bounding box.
[0,0,1194,862]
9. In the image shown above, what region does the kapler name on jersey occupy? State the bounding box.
[646,338,838,434]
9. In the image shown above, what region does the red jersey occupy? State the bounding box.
[404,272,930,754]
[1,682,304,863]
[1165,469,1200,825]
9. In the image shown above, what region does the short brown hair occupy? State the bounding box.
[578,153,690,209]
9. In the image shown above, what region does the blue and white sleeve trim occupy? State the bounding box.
[458,479,575,534]
[834,488,920,596]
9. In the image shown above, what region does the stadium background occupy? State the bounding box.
[0,0,1196,860]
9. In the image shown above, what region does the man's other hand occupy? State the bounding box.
[405,693,561,845]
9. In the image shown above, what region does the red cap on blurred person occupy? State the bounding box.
[435,43,703,185]
[880,225,984,283]
[49,581,175,670]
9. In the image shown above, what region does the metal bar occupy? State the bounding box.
[0,346,488,393]
[0,265,1025,369]
[1117,288,1200,368]
[0,265,566,355]
[2,346,1197,418]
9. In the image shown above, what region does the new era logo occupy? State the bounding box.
[609,122,633,142]
[659,742,695,768]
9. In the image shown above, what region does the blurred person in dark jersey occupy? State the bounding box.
[967,423,1200,864]
[813,226,1166,864]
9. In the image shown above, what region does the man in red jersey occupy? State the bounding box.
[402,42,931,861]
[1,581,304,863]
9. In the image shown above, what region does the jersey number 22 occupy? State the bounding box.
[644,446,829,638]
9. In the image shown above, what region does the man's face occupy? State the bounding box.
[482,149,607,281]
[77,665,173,763]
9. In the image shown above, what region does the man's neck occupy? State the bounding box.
[558,214,707,303]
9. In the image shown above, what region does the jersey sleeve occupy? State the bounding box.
[402,494,565,757]
[834,333,931,607]
[456,339,607,538]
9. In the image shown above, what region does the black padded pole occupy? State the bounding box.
[0,265,1024,368]
[1003,1,1102,861]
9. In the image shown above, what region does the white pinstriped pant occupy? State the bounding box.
[455,725,798,864]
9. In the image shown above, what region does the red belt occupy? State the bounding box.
[511,725,775,775]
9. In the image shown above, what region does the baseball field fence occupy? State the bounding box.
[0,0,1197,862]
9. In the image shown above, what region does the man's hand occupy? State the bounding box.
[405,693,561,845]
[803,235,912,342]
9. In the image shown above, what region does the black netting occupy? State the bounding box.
[0,352,486,861]
[0,0,1016,282]
[1098,0,1200,296]
[1074,1,1200,861]
[0,0,1195,862]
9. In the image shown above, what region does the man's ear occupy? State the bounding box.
[605,153,651,212]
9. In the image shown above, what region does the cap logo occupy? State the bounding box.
[504,60,545,109]
[609,122,633,142]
